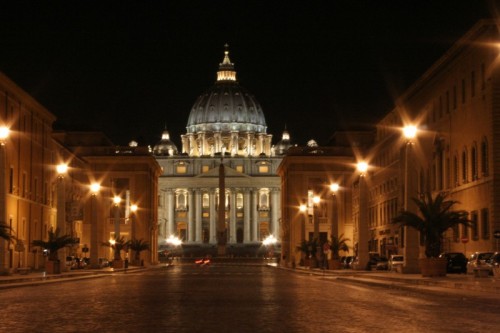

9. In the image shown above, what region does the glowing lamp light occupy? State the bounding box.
[90,183,101,194]
[357,162,368,173]
[403,125,417,140]
[166,235,182,246]
[312,196,321,205]
[56,163,68,175]
[0,126,10,142]
[109,239,116,245]
[299,204,307,212]
[130,204,138,212]
[262,234,277,246]
[330,183,339,193]
[113,196,121,205]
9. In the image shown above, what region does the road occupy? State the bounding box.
[0,263,499,332]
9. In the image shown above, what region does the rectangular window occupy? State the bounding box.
[461,79,466,104]
[176,165,187,174]
[471,71,476,98]
[236,165,244,173]
[9,167,13,194]
[471,210,478,240]
[481,63,486,90]
[446,90,450,113]
[202,165,209,173]
[462,224,469,238]
[453,85,457,110]
[452,224,459,242]
[258,165,269,173]
[481,208,490,239]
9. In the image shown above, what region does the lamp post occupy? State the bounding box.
[329,183,339,240]
[0,126,9,272]
[356,161,369,270]
[89,182,100,268]
[56,163,69,270]
[113,196,121,239]
[130,203,138,239]
[402,125,420,273]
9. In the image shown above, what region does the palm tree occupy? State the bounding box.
[329,234,350,260]
[392,192,471,258]
[102,236,130,261]
[32,228,78,261]
[129,238,150,263]
[0,221,15,242]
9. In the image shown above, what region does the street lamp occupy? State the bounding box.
[299,203,307,243]
[113,196,121,239]
[356,161,370,270]
[401,124,419,273]
[329,182,339,244]
[56,163,69,270]
[0,126,9,272]
[130,203,138,240]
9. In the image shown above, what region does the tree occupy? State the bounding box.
[32,228,79,261]
[102,236,130,261]
[0,221,15,242]
[392,192,471,258]
[296,238,318,258]
[329,234,350,260]
[129,238,150,262]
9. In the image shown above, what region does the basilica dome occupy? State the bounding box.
[186,47,267,135]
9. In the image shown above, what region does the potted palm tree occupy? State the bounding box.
[296,238,318,268]
[1,221,16,274]
[102,236,130,269]
[32,228,79,274]
[129,238,150,266]
[328,234,350,270]
[392,192,471,277]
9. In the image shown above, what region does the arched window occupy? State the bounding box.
[461,148,468,183]
[453,154,459,187]
[202,193,209,208]
[471,143,478,180]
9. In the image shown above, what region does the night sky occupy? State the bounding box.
[0,1,495,147]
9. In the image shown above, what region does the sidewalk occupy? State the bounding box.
[0,266,146,290]
[286,266,500,296]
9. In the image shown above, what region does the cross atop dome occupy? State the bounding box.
[217,44,236,82]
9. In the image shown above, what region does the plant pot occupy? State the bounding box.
[112,259,124,269]
[46,260,61,274]
[302,258,311,267]
[493,266,500,280]
[419,257,447,277]
[328,259,342,270]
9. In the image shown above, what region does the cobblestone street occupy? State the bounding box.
[1,264,499,332]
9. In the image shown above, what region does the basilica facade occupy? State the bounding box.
[153,48,291,250]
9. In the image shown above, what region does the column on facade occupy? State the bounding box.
[246,133,254,156]
[181,135,189,154]
[257,134,264,155]
[195,189,202,242]
[243,189,251,243]
[252,189,259,241]
[167,189,175,237]
[214,132,221,153]
[188,134,197,156]
[199,132,206,156]
[271,188,280,239]
[188,190,195,242]
[230,131,238,156]
[230,190,237,243]
[209,189,216,244]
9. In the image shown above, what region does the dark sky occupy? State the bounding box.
[0,1,496,147]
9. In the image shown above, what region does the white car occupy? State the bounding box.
[388,255,404,271]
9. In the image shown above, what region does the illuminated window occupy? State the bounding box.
[236,165,244,173]
[202,165,209,173]
[202,193,209,208]
[259,165,269,173]
[236,193,243,209]
[176,165,187,174]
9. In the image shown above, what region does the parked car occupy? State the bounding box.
[439,252,467,274]
[388,255,404,271]
[98,258,110,268]
[65,256,78,270]
[375,257,389,270]
[466,252,494,274]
